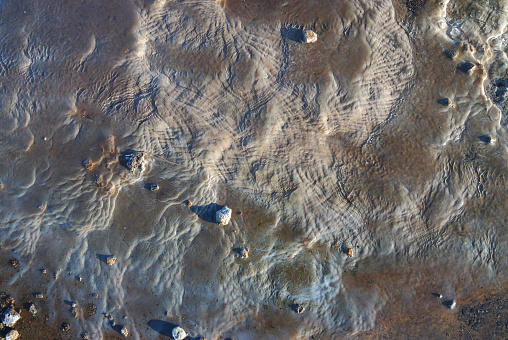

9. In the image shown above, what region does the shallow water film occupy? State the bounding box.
[1,0,508,339]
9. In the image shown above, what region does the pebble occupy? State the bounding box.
[292,304,305,314]
[347,248,354,257]
[106,256,117,265]
[235,247,249,259]
[61,322,71,332]
[147,183,159,191]
[2,308,21,327]
[444,299,457,310]
[29,304,37,316]
[303,30,317,43]
[216,206,232,225]
[121,326,130,337]
[5,329,20,340]
[172,326,187,340]
[34,293,44,299]
[9,259,19,268]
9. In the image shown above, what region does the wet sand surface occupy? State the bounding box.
[1,0,508,338]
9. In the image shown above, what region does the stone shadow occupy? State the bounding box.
[147,320,178,337]
[281,27,303,43]
[189,203,223,223]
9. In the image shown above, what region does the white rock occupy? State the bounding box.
[29,304,37,316]
[215,206,232,225]
[121,326,129,337]
[303,30,317,43]
[5,330,20,340]
[172,326,187,340]
[2,308,21,327]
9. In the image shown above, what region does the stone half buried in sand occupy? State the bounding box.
[302,30,317,43]
[171,326,187,340]
[215,206,232,225]
[1,308,21,327]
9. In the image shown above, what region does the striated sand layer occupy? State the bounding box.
[0,0,507,338]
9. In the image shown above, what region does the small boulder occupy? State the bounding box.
[303,30,317,43]
[172,326,187,340]
[2,308,21,327]
[216,206,232,225]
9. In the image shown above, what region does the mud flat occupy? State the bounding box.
[1,0,508,338]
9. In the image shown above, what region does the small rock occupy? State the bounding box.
[172,326,187,340]
[443,299,457,310]
[347,248,354,257]
[34,293,44,299]
[5,297,14,306]
[41,269,47,274]
[121,326,129,337]
[185,200,192,207]
[303,30,317,43]
[5,329,20,340]
[235,247,249,259]
[61,322,71,332]
[82,159,93,170]
[292,304,305,314]
[2,308,21,327]
[29,304,37,316]
[146,183,159,191]
[71,302,77,308]
[216,206,232,225]
[106,256,117,265]
[81,333,89,339]
[9,259,19,268]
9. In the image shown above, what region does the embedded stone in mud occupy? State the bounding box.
[216,206,232,225]
[119,150,146,173]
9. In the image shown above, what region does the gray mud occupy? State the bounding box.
[0,0,508,339]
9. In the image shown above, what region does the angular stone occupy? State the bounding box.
[216,206,232,225]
